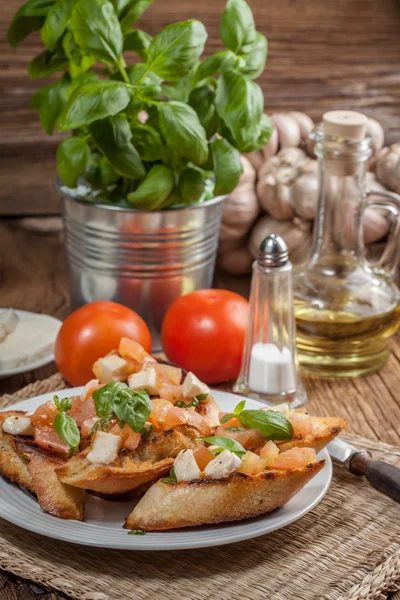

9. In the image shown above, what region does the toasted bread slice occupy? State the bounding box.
[277,417,347,454]
[0,411,34,491]
[125,460,325,530]
[56,421,211,495]
[14,438,85,521]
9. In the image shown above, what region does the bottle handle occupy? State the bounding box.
[359,188,400,279]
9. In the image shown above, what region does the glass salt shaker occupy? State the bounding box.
[234,234,306,408]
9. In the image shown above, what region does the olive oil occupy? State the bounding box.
[295,302,400,377]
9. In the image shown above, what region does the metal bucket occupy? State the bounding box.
[59,188,225,350]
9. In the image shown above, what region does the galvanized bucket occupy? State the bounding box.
[59,188,225,350]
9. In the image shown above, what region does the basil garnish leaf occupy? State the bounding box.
[161,466,177,484]
[92,382,151,433]
[54,412,80,456]
[175,398,199,408]
[92,382,125,417]
[194,393,209,402]
[128,529,147,535]
[226,426,245,432]
[201,436,246,458]
[234,400,246,415]
[238,410,294,441]
[90,416,112,435]
[53,395,73,412]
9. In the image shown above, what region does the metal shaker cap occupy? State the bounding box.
[258,234,289,268]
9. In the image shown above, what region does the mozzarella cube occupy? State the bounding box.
[2,416,34,436]
[93,354,127,383]
[87,431,123,465]
[128,368,157,394]
[173,449,201,482]
[204,450,242,479]
[181,372,209,399]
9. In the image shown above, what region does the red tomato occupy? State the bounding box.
[55,301,152,386]
[161,290,249,384]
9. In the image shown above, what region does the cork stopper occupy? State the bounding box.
[323,110,368,141]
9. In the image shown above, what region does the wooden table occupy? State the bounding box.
[0,217,400,600]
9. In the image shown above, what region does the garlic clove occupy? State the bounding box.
[261,126,279,159]
[288,112,315,142]
[243,151,264,171]
[240,155,257,186]
[272,113,302,148]
[292,173,319,220]
[248,215,312,264]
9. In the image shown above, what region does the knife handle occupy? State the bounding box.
[349,451,400,502]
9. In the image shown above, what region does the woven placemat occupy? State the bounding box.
[0,376,399,600]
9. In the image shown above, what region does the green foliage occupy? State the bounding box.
[8,0,272,209]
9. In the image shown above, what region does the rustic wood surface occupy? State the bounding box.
[1,0,400,214]
[0,217,400,598]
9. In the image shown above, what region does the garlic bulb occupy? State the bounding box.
[272,114,301,148]
[261,126,279,159]
[243,150,264,171]
[249,216,312,265]
[288,112,315,142]
[218,246,254,275]
[375,143,400,193]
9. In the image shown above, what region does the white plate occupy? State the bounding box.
[0,310,62,378]
[0,388,332,550]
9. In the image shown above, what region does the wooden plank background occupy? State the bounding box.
[1,0,400,215]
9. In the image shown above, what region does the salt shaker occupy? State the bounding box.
[234,234,306,408]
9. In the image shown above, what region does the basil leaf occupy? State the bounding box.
[201,436,246,458]
[234,400,246,415]
[238,410,294,441]
[67,70,98,96]
[91,416,112,435]
[124,29,152,60]
[161,466,177,484]
[215,71,264,152]
[146,20,207,82]
[59,80,131,131]
[252,113,274,151]
[62,30,96,78]
[53,395,73,412]
[91,116,146,179]
[54,412,80,456]
[70,0,123,65]
[239,32,267,80]
[158,101,208,165]
[226,426,245,432]
[175,398,199,408]
[57,136,91,188]
[41,0,74,51]
[29,73,70,134]
[92,382,126,417]
[220,0,256,54]
[113,388,151,433]
[128,529,147,535]
[130,123,163,161]
[127,165,175,210]
[115,0,153,32]
[178,166,205,205]
[220,412,235,424]
[28,49,68,78]
[193,50,239,85]
[189,84,219,139]
[194,393,209,402]
[87,156,120,187]
[8,0,56,49]
[211,137,242,195]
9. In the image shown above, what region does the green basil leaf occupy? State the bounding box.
[220,412,235,424]
[28,49,68,78]
[113,388,151,433]
[226,426,245,432]
[29,73,70,134]
[54,412,80,456]
[194,393,209,402]
[92,382,126,417]
[8,0,56,48]
[114,0,153,32]
[127,164,175,210]
[67,70,98,96]
[238,410,294,441]
[53,395,73,412]
[175,398,199,408]
[59,80,131,131]
[178,166,205,204]
[62,30,96,78]
[220,0,256,54]
[87,156,120,187]
[90,416,112,434]
[215,71,264,152]
[211,137,242,195]
[70,0,123,65]
[161,466,177,484]
[91,115,146,179]
[251,113,274,151]
[124,29,152,60]
[146,20,207,82]
[57,136,91,188]
[239,32,267,79]
[158,101,208,165]
[201,436,246,458]
[41,0,74,51]
[189,84,219,139]
[127,529,147,535]
[234,400,246,415]
[193,50,239,85]
[130,123,163,161]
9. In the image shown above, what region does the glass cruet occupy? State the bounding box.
[294,110,400,378]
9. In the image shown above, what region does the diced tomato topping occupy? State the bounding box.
[237,451,261,476]
[193,446,215,471]
[273,447,317,470]
[159,384,183,404]
[164,406,190,429]
[220,416,241,428]
[214,426,265,450]
[145,363,182,387]
[31,402,58,427]
[69,396,97,428]
[80,380,102,401]
[80,417,99,438]
[118,338,155,371]
[34,425,70,457]
[107,422,142,450]
[148,399,174,429]
[260,440,280,466]
[289,413,314,438]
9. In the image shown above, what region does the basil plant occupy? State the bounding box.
[8,0,272,210]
